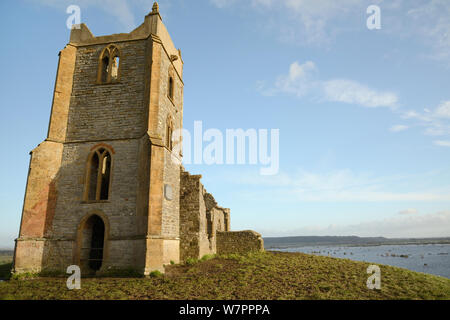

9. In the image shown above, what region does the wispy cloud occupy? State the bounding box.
[400,100,450,141]
[260,211,450,238]
[261,61,398,108]
[211,0,450,65]
[211,0,363,45]
[262,61,450,145]
[406,0,450,64]
[434,140,450,147]
[390,125,409,132]
[323,79,398,108]
[268,61,317,98]
[435,101,450,119]
[230,168,450,202]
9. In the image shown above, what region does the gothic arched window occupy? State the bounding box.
[168,76,174,100]
[85,148,112,201]
[98,45,120,84]
[166,117,174,151]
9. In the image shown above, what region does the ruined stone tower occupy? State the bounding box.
[14,3,185,275]
[13,3,263,276]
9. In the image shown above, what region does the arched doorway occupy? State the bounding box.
[79,215,105,273]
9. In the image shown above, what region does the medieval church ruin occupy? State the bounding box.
[13,3,263,276]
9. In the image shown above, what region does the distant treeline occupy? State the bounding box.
[263,236,450,249]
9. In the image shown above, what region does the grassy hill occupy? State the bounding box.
[0,251,449,300]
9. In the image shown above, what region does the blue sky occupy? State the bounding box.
[1,0,450,248]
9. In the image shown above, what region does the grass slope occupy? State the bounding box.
[0,251,449,300]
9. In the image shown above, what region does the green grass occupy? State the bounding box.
[0,263,12,281]
[0,251,449,300]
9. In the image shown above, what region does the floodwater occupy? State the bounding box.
[276,244,450,278]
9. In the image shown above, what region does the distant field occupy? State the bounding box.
[0,254,12,266]
[0,251,13,280]
[0,251,449,300]
[264,236,450,249]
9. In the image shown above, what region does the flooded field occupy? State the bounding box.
[277,244,450,278]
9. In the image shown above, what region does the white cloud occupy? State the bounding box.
[400,100,450,138]
[390,125,409,132]
[402,110,425,120]
[292,190,449,202]
[269,61,317,97]
[262,61,398,108]
[211,0,363,44]
[406,0,450,64]
[211,1,450,65]
[232,168,450,202]
[398,208,418,215]
[435,101,450,119]
[260,211,450,238]
[323,79,398,108]
[264,63,448,142]
[434,140,450,147]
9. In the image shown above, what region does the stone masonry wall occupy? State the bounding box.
[179,171,204,261]
[159,36,183,240]
[179,170,230,261]
[66,40,148,142]
[42,37,154,272]
[45,138,145,271]
[216,231,264,255]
